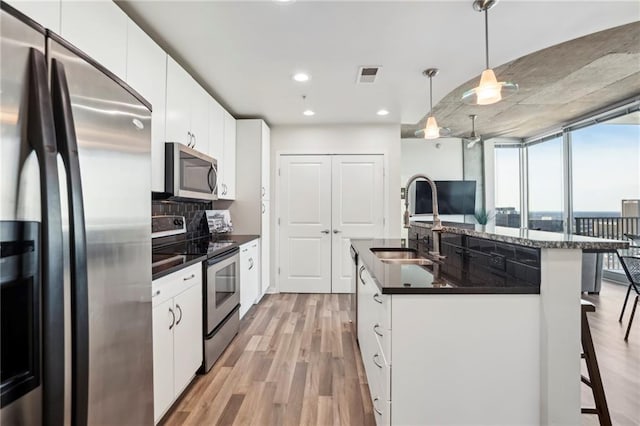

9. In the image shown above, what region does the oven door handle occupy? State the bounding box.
[207,248,239,266]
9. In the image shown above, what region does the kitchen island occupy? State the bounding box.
[351,222,626,425]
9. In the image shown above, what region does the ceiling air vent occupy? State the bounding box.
[357,66,381,84]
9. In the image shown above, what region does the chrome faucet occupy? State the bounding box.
[404,174,443,257]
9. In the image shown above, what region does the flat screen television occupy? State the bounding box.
[415,180,476,215]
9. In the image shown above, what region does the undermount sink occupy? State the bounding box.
[370,248,433,265]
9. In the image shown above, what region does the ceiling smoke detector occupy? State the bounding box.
[357,66,382,84]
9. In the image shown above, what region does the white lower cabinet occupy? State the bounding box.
[356,261,541,426]
[151,298,174,425]
[152,263,203,424]
[357,261,391,426]
[239,239,260,319]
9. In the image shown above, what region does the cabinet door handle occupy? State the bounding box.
[321,229,330,234]
[333,229,341,234]
[373,323,383,337]
[183,273,196,281]
[373,293,383,304]
[262,203,265,214]
[168,307,175,330]
[248,258,254,270]
[373,353,383,369]
[373,397,383,416]
[358,265,365,283]
[187,131,191,147]
[153,289,160,298]
[192,133,196,148]
[175,304,183,325]
[261,186,265,197]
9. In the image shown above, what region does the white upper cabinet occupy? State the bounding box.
[208,98,224,190]
[7,0,61,33]
[165,56,193,146]
[261,122,270,200]
[220,110,236,200]
[125,20,167,192]
[190,82,209,153]
[166,57,212,155]
[60,0,127,79]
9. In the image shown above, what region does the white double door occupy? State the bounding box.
[279,155,384,293]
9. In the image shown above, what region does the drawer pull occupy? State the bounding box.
[373,397,383,416]
[373,293,383,304]
[373,323,383,337]
[153,289,160,297]
[358,265,365,284]
[373,353,383,369]
[183,273,196,281]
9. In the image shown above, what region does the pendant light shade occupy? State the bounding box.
[462,0,518,105]
[423,116,440,139]
[415,68,451,139]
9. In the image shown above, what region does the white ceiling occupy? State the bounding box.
[118,0,640,127]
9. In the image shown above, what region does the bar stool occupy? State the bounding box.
[581,300,611,426]
[618,254,639,341]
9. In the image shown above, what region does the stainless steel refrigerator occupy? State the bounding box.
[1,3,153,425]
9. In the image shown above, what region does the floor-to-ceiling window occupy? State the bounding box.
[571,112,640,275]
[494,147,521,228]
[527,136,564,232]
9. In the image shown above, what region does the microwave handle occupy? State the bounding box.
[208,165,217,193]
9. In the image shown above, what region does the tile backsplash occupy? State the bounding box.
[152,200,211,239]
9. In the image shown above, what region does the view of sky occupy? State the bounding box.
[494,121,640,214]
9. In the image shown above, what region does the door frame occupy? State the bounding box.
[274,152,388,294]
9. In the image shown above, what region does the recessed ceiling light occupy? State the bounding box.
[303,109,315,116]
[377,109,390,116]
[293,73,310,82]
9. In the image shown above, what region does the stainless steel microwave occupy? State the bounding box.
[165,142,218,201]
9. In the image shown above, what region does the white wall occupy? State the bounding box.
[401,138,464,232]
[270,124,401,289]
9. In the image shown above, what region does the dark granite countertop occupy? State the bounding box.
[152,234,260,280]
[411,221,628,251]
[351,238,540,295]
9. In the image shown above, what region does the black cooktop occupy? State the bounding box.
[153,236,236,257]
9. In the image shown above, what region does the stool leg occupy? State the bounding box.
[582,313,612,426]
[619,284,632,322]
[624,295,638,341]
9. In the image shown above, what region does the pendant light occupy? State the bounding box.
[415,68,450,140]
[462,0,518,105]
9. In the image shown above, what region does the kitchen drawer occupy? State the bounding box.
[152,263,202,306]
[371,289,391,331]
[373,323,392,365]
[372,394,391,426]
[371,336,391,402]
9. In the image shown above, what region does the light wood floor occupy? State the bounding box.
[162,283,639,426]
[582,281,640,426]
[162,293,375,426]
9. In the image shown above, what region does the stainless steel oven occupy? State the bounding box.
[165,142,217,201]
[202,248,240,372]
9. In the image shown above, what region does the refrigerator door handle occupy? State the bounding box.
[50,58,89,426]
[27,48,65,426]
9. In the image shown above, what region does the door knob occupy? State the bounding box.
[333,229,341,234]
[321,229,330,234]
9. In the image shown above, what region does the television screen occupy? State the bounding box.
[415,180,476,215]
